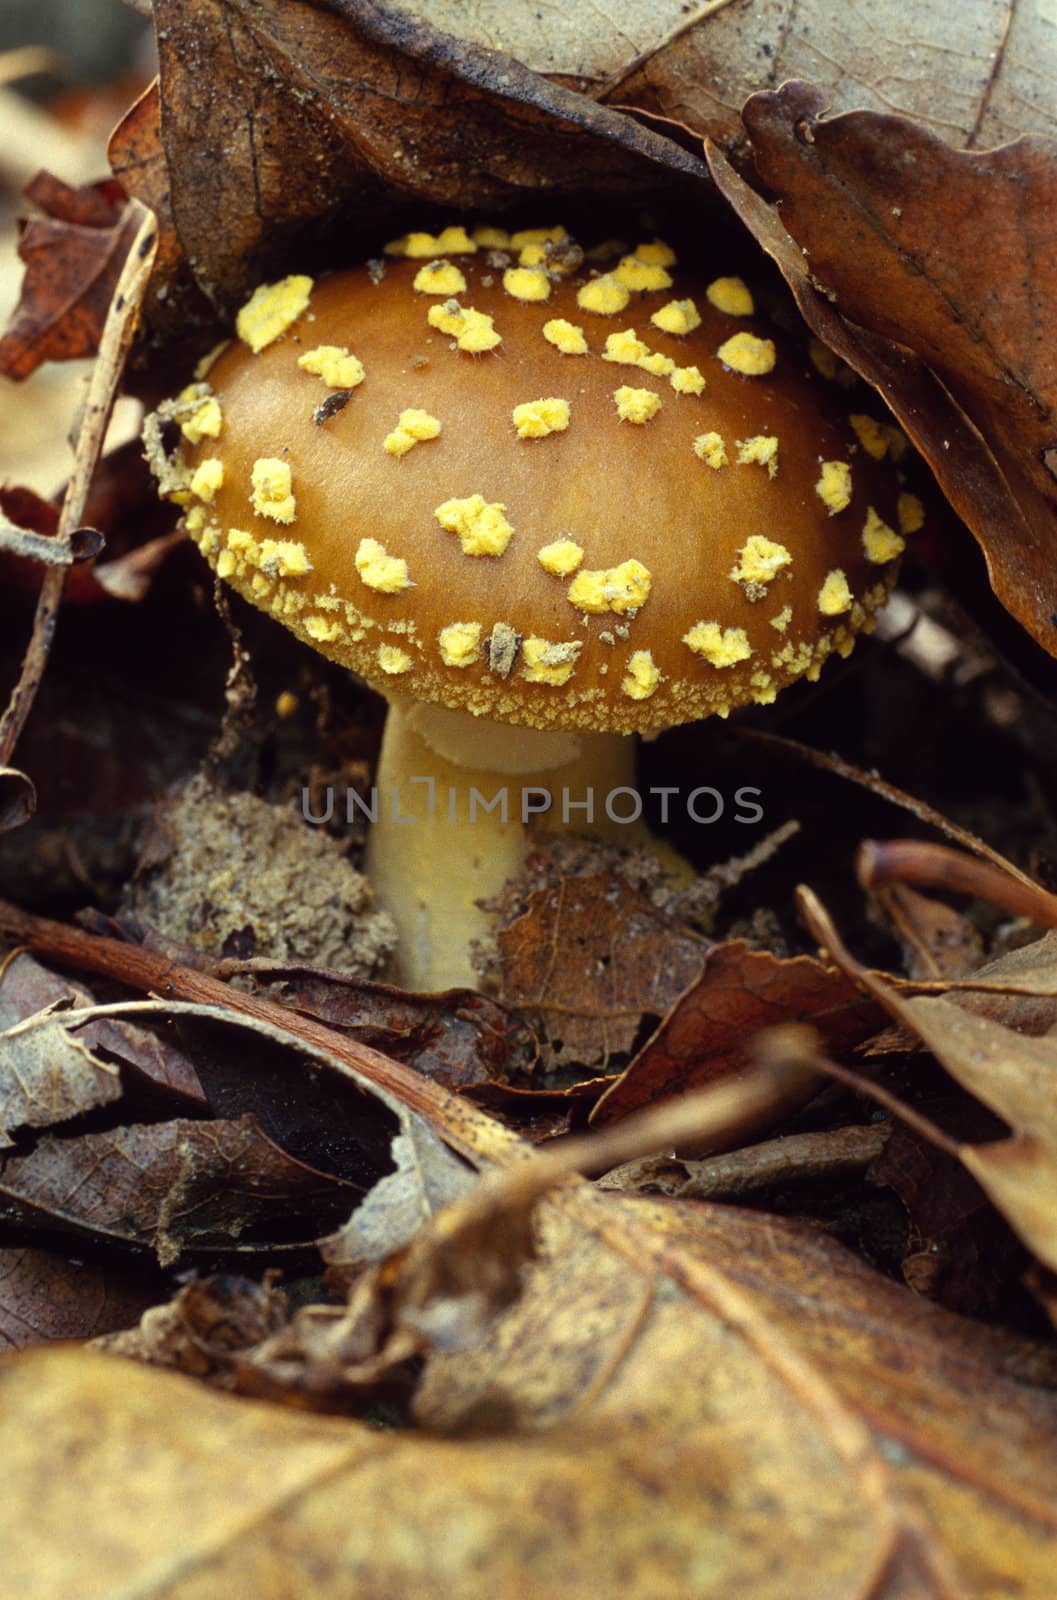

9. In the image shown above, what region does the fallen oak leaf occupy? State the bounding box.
[740,82,1057,660]
[798,884,1057,1276]
[591,939,882,1145]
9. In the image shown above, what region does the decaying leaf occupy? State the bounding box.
[0,1008,122,1148]
[6,1177,1057,1596]
[0,1115,359,1266]
[401,0,1057,150]
[736,82,1057,659]
[95,1273,288,1383]
[592,939,882,1144]
[801,887,1057,1275]
[497,871,707,1071]
[115,0,707,332]
[0,172,147,381]
[0,1247,158,1350]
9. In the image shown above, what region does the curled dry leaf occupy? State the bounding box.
[0,1115,359,1267]
[591,939,882,1144]
[497,871,707,1071]
[735,81,1057,659]
[401,0,1057,150]
[0,173,146,382]
[6,1185,1057,1595]
[800,885,1057,1275]
[111,0,707,339]
[0,1009,123,1149]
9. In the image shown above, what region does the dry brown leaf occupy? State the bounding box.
[0,1246,158,1350]
[801,887,1057,1275]
[736,82,1057,659]
[592,939,882,1142]
[0,1008,123,1148]
[497,870,707,1071]
[0,173,146,381]
[402,0,1057,150]
[0,1115,359,1266]
[117,0,706,328]
[5,1179,1057,1596]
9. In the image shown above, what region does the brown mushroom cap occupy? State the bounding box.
[168,229,911,733]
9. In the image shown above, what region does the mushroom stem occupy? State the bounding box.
[367,701,648,990]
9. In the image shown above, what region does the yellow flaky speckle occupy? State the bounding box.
[639,352,675,377]
[537,538,584,577]
[622,649,661,701]
[818,569,854,615]
[736,435,779,477]
[386,227,476,258]
[377,644,414,674]
[511,226,567,250]
[670,366,705,396]
[577,276,631,316]
[634,239,676,267]
[189,458,223,502]
[250,458,296,524]
[898,492,925,535]
[434,494,514,557]
[613,256,673,292]
[543,318,588,355]
[729,535,792,592]
[355,537,412,592]
[304,615,342,644]
[438,622,483,668]
[216,548,237,580]
[512,397,570,439]
[770,606,792,634]
[258,539,311,578]
[412,259,467,296]
[850,414,889,459]
[427,299,501,353]
[613,385,662,424]
[383,408,442,457]
[503,266,551,303]
[178,386,222,443]
[707,277,754,317]
[862,506,905,564]
[603,328,652,366]
[567,559,651,615]
[236,276,313,353]
[816,460,852,514]
[650,299,700,337]
[471,225,510,249]
[521,637,582,686]
[693,432,728,469]
[185,504,209,535]
[682,622,753,667]
[297,346,366,389]
[717,332,776,376]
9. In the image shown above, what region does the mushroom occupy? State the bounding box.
[154,224,914,988]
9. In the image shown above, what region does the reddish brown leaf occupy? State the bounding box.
[497,872,707,1071]
[737,82,1057,659]
[592,940,882,1139]
[0,175,152,381]
[0,1246,157,1350]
